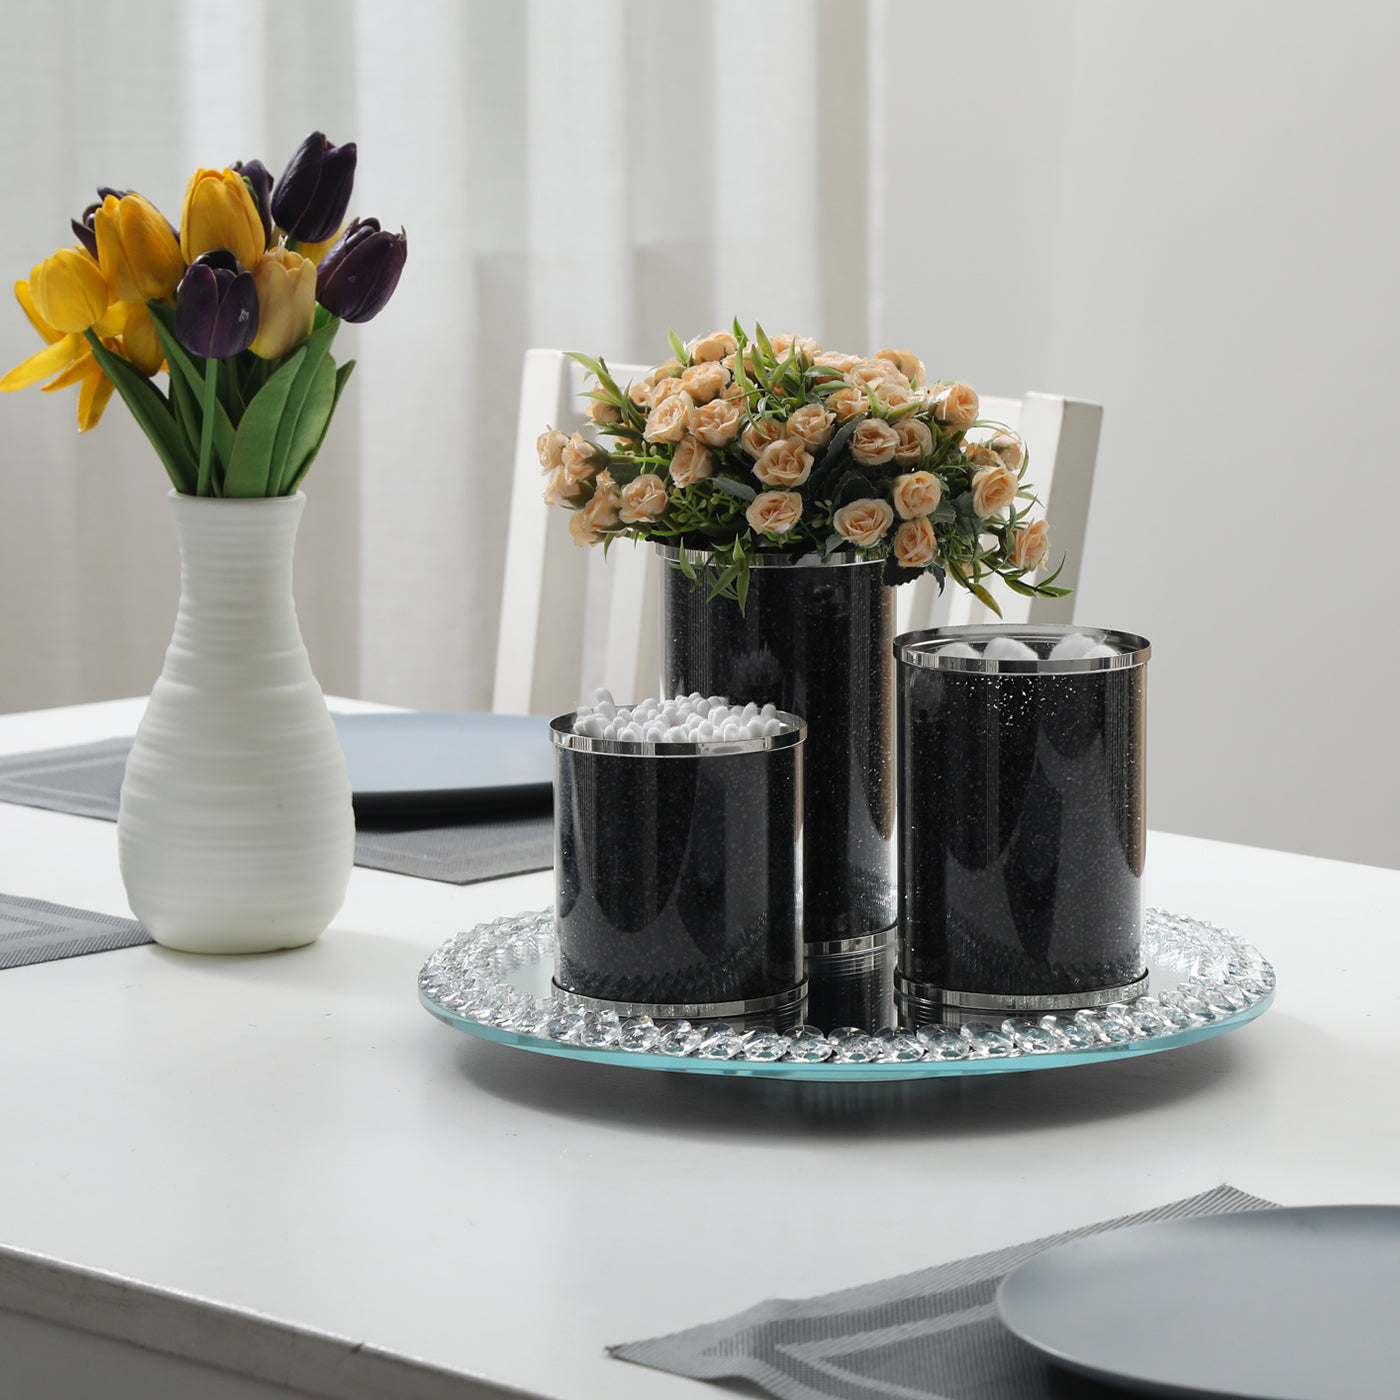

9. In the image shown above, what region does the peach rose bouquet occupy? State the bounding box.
[540,323,1065,610]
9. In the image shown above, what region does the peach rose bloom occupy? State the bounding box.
[537,429,569,472]
[962,442,1001,470]
[741,416,787,458]
[891,470,942,519]
[893,516,937,568]
[620,473,669,523]
[769,333,822,360]
[876,348,925,387]
[586,396,621,424]
[850,419,901,467]
[893,419,934,466]
[628,378,653,407]
[872,381,914,410]
[544,465,586,507]
[833,498,895,548]
[581,481,622,532]
[689,331,738,363]
[752,437,814,488]
[690,398,744,446]
[934,381,980,429]
[722,375,749,399]
[681,361,729,405]
[669,435,715,486]
[786,403,836,450]
[562,432,604,484]
[569,510,600,548]
[650,376,691,407]
[814,351,861,373]
[971,463,1019,517]
[990,430,1025,469]
[828,387,870,423]
[644,391,695,443]
[746,490,803,535]
[1011,519,1050,570]
[848,359,909,393]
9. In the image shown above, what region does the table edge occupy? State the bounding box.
[0,1243,547,1400]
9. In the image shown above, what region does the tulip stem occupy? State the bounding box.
[197,356,219,496]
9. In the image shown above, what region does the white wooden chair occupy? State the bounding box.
[493,349,660,716]
[494,351,1103,715]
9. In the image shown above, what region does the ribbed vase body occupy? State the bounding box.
[117,492,354,953]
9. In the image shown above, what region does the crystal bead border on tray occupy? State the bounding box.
[416,908,1276,1080]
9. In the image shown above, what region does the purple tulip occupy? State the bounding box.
[233,159,276,251]
[271,132,357,244]
[71,187,128,259]
[174,250,260,359]
[315,218,407,323]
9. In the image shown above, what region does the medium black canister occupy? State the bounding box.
[551,708,807,1031]
[895,625,1150,1027]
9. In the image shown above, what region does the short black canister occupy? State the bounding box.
[551,707,807,1032]
[894,625,1150,1028]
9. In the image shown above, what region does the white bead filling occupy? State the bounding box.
[932,632,1122,662]
[573,690,796,742]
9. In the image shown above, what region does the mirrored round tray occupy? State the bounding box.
[417,908,1275,1082]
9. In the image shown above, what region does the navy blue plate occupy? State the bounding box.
[332,712,553,816]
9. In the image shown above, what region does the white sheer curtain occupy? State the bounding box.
[0,0,887,715]
[2,0,1398,868]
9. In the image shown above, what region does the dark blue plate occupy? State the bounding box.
[332,712,553,816]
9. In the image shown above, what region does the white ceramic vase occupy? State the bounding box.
[117,490,355,954]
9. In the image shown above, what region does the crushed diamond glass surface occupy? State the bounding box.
[739,1028,791,1061]
[619,1016,661,1052]
[785,1026,835,1062]
[657,1021,705,1057]
[696,1022,744,1059]
[827,1027,881,1063]
[874,1029,926,1062]
[417,907,1274,1075]
[916,1025,972,1060]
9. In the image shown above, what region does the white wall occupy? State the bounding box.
[877,0,1399,869]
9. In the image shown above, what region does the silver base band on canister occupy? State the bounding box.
[894,968,1150,1029]
[805,927,896,1032]
[552,978,808,1033]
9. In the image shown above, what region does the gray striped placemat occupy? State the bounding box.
[0,738,552,886]
[0,893,152,969]
[610,1184,1277,1400]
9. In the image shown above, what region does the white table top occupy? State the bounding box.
[1,697,1396,1400]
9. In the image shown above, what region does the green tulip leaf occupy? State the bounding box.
[145,306,238,480]
[222,349,306,497]
[266,320,340,495]
[283,359,354,495]
[274,353,336,495]
[83,331,195,494]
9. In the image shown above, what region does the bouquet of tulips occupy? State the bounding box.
[2,131,406,497]
[540,325,1066,612]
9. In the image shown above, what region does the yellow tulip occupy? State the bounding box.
[112,299,165,377]
[294,223,344,265]
[94,193,185,302]
[1,279,115,430]
[180,168,264,270]
[28,248,110,333]
[249,246,317,359]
